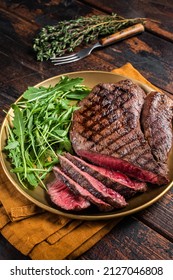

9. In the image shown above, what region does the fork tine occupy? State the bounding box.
[51,54,78,63]
[53,56,81,65]
[51,45,93,65]
[50,53,77,61]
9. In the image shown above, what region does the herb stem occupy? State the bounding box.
[33,14,145,60]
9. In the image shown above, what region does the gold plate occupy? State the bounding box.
[0,71,173,220]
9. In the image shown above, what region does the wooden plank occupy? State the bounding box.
[0,8,38,44]
[0,0,102,63]
[94,32,173,93]
[136,189,173,242]
[145,20,173,43]
[0,3,173,95]
[0,0,98,24]
[0,23,173,96]
[79,216,173,260]
[0,0,63,22]
[0,234,29,260]
[81,0,173,42]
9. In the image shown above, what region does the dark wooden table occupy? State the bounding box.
[0,0,173,260]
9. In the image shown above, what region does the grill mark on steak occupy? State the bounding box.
[58,155,127,208]
[53,166,113,212]
[79,86,133,139]
[82,103,129,136]
[70,79,169,185]
[71,80,145,153]
[108,132,140,156]
[141,91,173,164]
[91,112,144,156]
[64,153,147,198]
[80,99,142,150]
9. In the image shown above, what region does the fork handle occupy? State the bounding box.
[100,23,145,46]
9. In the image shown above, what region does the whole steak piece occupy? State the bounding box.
[70,79,169,185]
[141,91,173,165]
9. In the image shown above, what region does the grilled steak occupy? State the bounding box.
[75,150,164,185]
[48,179,90,211]
[70,79,169,185]
[59,155,127,208]
[64,153,147,198]
[53,166,113,212]
[141,91,173,165]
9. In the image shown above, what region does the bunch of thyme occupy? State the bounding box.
[33,14,145,61]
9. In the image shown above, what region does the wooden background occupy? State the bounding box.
[0,0,173,260]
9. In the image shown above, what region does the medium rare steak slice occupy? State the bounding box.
[59,155,127,208]
[141,91,173,165]
[70,79,168,185]
[76,150,164,185]
[47,179,90,211]
[64,153,147,198]
[53,166,113,212]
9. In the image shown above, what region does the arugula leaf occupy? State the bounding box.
[12,104,27,178]
[5,76,90,190]
[22,76,85,102]
[26,173,38,188]
[4,141,19,150]
[23,86,47,100]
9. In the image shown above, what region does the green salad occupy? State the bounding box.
[4,76,90,190]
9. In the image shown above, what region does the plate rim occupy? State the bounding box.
[0,70,172,220]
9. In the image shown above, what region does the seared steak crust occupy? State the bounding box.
[53,166,114,212]
[141,91,173,164]
[64,152,147,198]
[70,79,169,184]
[59,155,127,208]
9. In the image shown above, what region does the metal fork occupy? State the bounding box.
[51,23,144,65]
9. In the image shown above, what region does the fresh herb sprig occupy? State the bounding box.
[5,76,90,190]
[33,14,145,61]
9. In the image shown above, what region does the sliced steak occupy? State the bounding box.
[76,150,163,185]
[47,179,90,211]
[70,79,169,185]
[64,153,147,198]
[53,166,113,212]
[141,91,173,165]
[58,155,127,208]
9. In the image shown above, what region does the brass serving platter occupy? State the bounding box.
[0,71,173,220]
